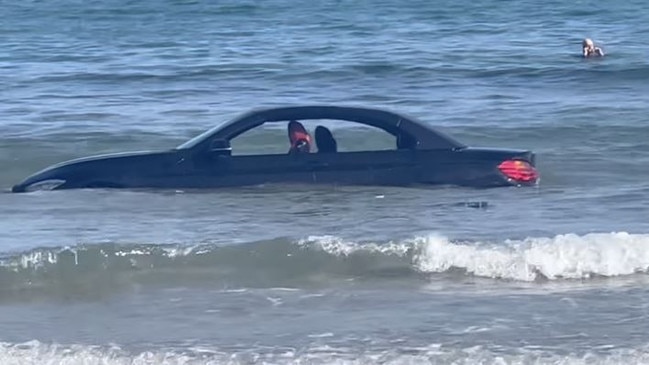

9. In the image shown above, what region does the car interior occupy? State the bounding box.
[287,120,414,154]
[314,125,338,153]
[223,118,417,156]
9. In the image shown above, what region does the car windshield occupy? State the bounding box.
[176,120,229,150]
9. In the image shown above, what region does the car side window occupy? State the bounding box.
[228,125,289,156]
[312,122,397,153]
[227,119,417,156]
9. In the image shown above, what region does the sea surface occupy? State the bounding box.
[2,0,649,363]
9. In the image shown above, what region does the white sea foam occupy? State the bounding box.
[3,232,649,283]
[2,341,649,365]
[305,232,649,281]
[298,235,413,257]
[415,232,649,281]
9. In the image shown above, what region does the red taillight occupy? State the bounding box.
[498,159,538,183]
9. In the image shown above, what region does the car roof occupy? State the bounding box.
[177,105,466,150]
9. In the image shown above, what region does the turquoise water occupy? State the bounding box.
[2,0,649,363]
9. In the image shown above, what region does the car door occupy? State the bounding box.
[308,149,418,186]
[193,148,317,188]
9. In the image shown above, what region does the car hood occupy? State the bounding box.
[11,150,182,193]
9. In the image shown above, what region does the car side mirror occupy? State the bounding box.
[209,139,232,155]
[397,133,418,149]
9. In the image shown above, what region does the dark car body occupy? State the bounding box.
[11,105,539,193]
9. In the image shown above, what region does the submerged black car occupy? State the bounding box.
[11,105,538,193]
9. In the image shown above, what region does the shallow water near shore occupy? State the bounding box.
[3,0,649,363]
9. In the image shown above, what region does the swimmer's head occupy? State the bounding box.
[582,38,594,49]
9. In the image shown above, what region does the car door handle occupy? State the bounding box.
[306,161,328,167]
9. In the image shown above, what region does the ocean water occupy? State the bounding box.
[2,0,649,363]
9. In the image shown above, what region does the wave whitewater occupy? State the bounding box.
[2,340,649,365]
[1,232,649,299]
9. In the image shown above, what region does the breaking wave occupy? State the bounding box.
[2,232,649,299]
[2,340,649,365]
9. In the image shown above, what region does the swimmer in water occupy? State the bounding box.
[582,38,604,58]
